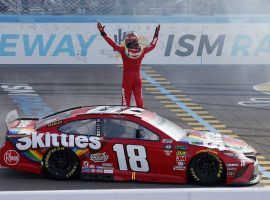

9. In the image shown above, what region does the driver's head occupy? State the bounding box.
[125,32,139,49]
[136,129,147,139]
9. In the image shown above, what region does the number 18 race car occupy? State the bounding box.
[0,105,260,185]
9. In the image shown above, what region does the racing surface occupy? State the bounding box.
[0,64,269,190]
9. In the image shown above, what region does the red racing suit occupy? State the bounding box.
[102,35,158,108]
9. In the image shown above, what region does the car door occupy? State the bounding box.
[99,116,180,183]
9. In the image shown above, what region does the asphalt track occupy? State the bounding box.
[0,64,269,191]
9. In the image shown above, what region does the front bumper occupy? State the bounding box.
[249,158,260,185]
[229,158,260,185]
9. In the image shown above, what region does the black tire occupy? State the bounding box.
[43,147,80,180]
[189,152,225,185]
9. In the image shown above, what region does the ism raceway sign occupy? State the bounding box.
[0,23,270,64]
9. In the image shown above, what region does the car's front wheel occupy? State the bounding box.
[43,147,80,180]
[189,152,225,185]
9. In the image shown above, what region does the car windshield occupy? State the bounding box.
[144,114,186,141]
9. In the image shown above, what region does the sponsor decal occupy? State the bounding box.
[241,160,246,167]
[177,161,185,166]
[96,169,103,173]
[164,150,172,156]
[173,166,185,171]
[47,120,63,127]
[226,163,240,167]
[83,168,95,173]
[204,132,225,150]
[176,150,186,156]
[175,146,187,150]
[174,159,186,171]
[17,120,31,128]
[227,167,237,171]
[102,163,113,167]
[227,171,236,177]
[122,88,127,106]
[190,141,204,146]
[176,155,186,162]
[125,48,143,59]
[82,165,113,173]
[90,152,109,163]
[82,161,89,168]
[82,168,90,173]
[15,132,101,150]
[164,144,172,150]
[162,139,173,143]
[104,169,114,174]
[4,150,20,165]
[164,144,173,156]
[96,119,101,137]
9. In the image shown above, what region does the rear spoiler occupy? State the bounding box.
[5,110,39,129]
[5,110,19,128]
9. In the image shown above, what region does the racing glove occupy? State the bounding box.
[153,24,160,39]
[97,22,107,37]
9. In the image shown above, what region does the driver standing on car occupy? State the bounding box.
[97,23,160,108]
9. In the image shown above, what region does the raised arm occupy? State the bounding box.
[144,25,160,54]
[97,22,123,52]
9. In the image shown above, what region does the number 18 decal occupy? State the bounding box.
[113,144,149,172]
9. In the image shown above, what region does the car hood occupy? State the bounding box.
[182,130,255,153]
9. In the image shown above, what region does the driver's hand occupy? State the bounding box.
[154,24,160,38]
[97,22,105,32]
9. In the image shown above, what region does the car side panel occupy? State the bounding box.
[0,141,41,174]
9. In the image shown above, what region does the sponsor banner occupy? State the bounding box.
[1,23,270,64]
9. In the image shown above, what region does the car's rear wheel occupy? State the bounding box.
[43,147,80,180]
[189,152,225,185]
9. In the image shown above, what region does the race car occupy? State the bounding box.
[0,105,260,185]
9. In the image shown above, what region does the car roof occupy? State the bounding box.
[36,105,156,129]
[40,105,149,123]
[73,105,147,117]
